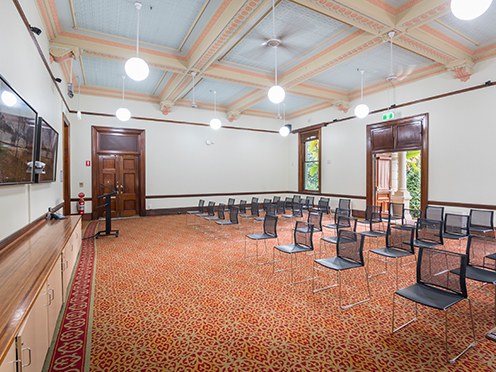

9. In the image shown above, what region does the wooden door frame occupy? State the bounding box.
[62,113,71,216]
[366,114,428,212]
[91,126,146,220]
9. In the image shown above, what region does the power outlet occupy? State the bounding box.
[148,204,152,209]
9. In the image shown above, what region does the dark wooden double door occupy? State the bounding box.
[97,155,139,218]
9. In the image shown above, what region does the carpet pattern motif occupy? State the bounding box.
[47,220,98,372]
[68,216,496,371]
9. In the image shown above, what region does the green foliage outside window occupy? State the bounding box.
[305,139,319,190]
[406,151,421,211]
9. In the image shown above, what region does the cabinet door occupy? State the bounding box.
[46,262,63,346]
[0,341,17,372]
[15,289,49,372]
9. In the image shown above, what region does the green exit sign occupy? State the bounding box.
[383,112,394,121]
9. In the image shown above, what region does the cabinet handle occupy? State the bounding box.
[50,287,55,302]
[22,347,32,367]
[45,290,52,306]
[65,259,69,270]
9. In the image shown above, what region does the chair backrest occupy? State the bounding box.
[198,199,205,213]
[262,198,271,210]
[403,208,422,227]
[251,197,259,204]
[338,199,351,210]
[387,223,415,254]
[276,200,286,214]
[273,196,281,203]
[466,235,496,269]
[416,218,443,245]
[207,201,215,216]
[470,209,494,231]
[293,195,301,204]
[336,230,365,266]
[227,198,235,209]
[229,206,239,224]
[332,208,351,224]
[317,198,330,214]
[307,211,323,232]
[292,202,303,217]
[266,203,276,216]
[263,214,278,238]
[250,201,260,217]
[364,205,382,221]
[284,197,293,210]
[294,221,314,250]
[306,196,314,208]
[425,205,444,222]
[336,215,357,232]
[389,202,405,220]
[417,246,468,297]
[369,211,387,233]
[239,200,247,214]
[444,213,470,237]
[217,203,226,220]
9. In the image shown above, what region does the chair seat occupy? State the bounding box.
[323,224,338,230]
[321,236,338,244]
[283,214,300,218]
[443,233,468,240]
[486,253,496,261]
[205,216,222,221]
[187,210,200,214]
[296,227,322,233]
[451,266,496,284]
[196,213,209,217]
[274,243,312,254]
[240,214,255,218]
[246,232,276,241]
[370,247,414,259]
[471,226,494,233]
[254,217,264,221]
[357,219,372,225]
[315,256,362,271]
[360,230,386,238]
[413,240,441,249]
[395,283,465,310]
[216,220,235,226]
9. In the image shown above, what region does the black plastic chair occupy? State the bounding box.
[284,197,293,211]
[240,201,260,232]
[453,235,496,324]
[226,198,235,213]
[260,198,272,213]
[275,200,286,216]
[246,197,259,211]
[293,195,302,204]
[331,199,351,214]
[359,211,387,252]
[187,199,205,226]
[245,214,279,265]
[205,203,226,235]
[357,205,382,230]
[443,214,470,252]
[323,208,352,232]
[282,202,304,229]
[320,215,357,257]
[314,198,330,214]
[273,196,281,203]
[414,218,443,249]
[392,246,475,363]
[425,205,444,222]
[273,221,315,285]
[302,196,314,212]
[387,202,405,224]
[215,206,240,241]
[313,230,370,309]
[196,201,215,228]
[401,208,423,228]
[369,223,416,289]
[239,200,247,214]
[469,209,494,236]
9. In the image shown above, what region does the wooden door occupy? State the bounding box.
[375,154,391,213]
[97,155,139,218]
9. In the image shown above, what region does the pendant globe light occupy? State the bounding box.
[267,0,285,104]
[279,102,291,137]
[451,0,492,20]
[125,2,149,81]
[209,90,222,130]
[116,76,131,122]
[354,69,369,119]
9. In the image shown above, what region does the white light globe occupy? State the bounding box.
[279,125,290,137]
[451,0,492,20]
[1,91,17,107]
[116,107,131,121]
[125,57,149,81]
[354,103,370,119]
[268,85,285,104]
[210,118,222,130]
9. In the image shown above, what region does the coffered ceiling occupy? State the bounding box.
[38,0,496,121]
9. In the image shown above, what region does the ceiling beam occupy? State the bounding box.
[395,0,449,31]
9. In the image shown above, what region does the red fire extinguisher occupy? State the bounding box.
[78,192,85,215]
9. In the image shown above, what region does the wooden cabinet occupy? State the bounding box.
[0,342,16,372]
[62,219,81,302]
[46,264,63,346]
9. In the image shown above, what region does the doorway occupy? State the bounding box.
[366,114,428,213]
[91,126,146,220]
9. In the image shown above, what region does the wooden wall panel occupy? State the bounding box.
[370,127,394,152]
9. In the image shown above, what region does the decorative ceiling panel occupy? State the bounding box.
[308,42,432,90]
[250,93,319,114]
[182,78,256,105]
[436,6,496,46]
[71,0,207,50]
[81,56,163,93]
[223,0,351,72]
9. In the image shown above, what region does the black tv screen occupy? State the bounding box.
[36,117,58,183]
[0,74,37,185]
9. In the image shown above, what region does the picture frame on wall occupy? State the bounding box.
[0,74,38,185]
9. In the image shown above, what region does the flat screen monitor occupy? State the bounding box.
[36,117,58,183]
[0,74,37,185]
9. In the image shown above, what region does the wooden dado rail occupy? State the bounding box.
[0,215,81,368]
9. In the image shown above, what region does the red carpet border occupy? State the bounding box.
[47,220,98,372]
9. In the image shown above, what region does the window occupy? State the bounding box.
[299,128,320,192]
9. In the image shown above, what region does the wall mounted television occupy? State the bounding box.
[0,74,37,185]
[35,117,58,183]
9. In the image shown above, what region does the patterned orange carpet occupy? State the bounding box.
[87,215,496,371]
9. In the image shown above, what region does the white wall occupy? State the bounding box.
[0,0,65,240]
[291,57,496,214]
[67,95,290,213]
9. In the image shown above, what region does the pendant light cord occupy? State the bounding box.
[360,69,364,102]
[192,73,195,102]
[213,91,217,118]
[77,76,81,108]
[389,32,394,76]
[136,3,141,57]
[272,0,278,86]
[122,76,126,107]
[283,102,286,125]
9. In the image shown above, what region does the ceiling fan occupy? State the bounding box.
[386,31,414,83]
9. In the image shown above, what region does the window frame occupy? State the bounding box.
[298,128,321,193]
